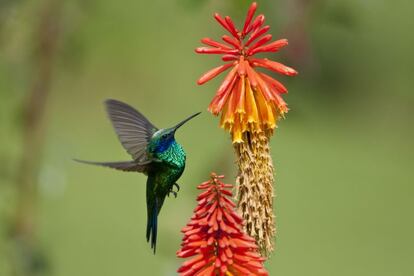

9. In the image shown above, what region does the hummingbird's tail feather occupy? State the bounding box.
[146,197,158,254]
[73,159,146,172]
[146,176,167,254]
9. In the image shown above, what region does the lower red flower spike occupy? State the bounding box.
[177,173,268,276]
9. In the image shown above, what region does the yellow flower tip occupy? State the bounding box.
[280,106,289,114]
[232,137,244,144]
[225,118,235,125]
[278,109,288,119]
[221,122,232,131]
[246,117,256,124]
[265,122,276,129]
[231,126,243,143]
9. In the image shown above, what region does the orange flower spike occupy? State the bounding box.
[177,174,268,276]
[196,2,297,256]
[196,2,297,140]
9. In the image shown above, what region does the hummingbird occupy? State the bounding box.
[75,99,200,253]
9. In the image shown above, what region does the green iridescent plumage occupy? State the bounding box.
[75,99,200,253]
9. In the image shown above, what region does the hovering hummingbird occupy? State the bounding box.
[75,99,200,253]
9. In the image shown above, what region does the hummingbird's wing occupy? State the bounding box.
[105,99,158,163]
[73,159,149,173]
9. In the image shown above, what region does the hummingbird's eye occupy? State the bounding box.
[162,134,168,138]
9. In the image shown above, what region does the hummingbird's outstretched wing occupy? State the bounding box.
[105,99,158,163]
[73,159,149,173]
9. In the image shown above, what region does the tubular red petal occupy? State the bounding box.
[208,75,237,114]
[259,72,288,94]
[207,201,218,215]
[222,209,236,225]
[224,16,239,38]
[256,72,275,102]
[177,248,197,258]
[248,14,265,34]
[208,86,233,115]
[233,253,251,263]
[195,47,239,55]
[242,2,257,35]
[248,38,288,55]
[217,64,239,95]
[197,63,234,85]
[247,34,272,53]
[220,189,233,197]
[220,264,228,274]
[191,258,209,271]
[221,83,239,128]
[228,79,240,116]
[245,25,270,47]
[251,58,298,76]
[181,254,205,269]
[221,195,236,208]
[214,13,233,35]
[201,38,233,50]
[222,35,241,49]
[274,92,288,113]
[232,238,258,248]
[184,226,201,235]
[231,263,252,275]
[246,261,265,269]
[245,62,258,88]
[222,55,238,62]
[197,188,212,200]
[194,265,215,276]
[225,247,233,259]
[217,208,223,222]
[237,59,246,76]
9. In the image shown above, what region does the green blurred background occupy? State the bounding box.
[1,0,413,275]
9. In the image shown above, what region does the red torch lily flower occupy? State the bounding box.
[196,2,297,143]
[177,173,268,276]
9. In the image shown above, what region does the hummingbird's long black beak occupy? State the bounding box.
[173,112,201,131]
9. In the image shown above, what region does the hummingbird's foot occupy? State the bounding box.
[167,183,180,198]
[168,190,178,198]
[173,183,180,192]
